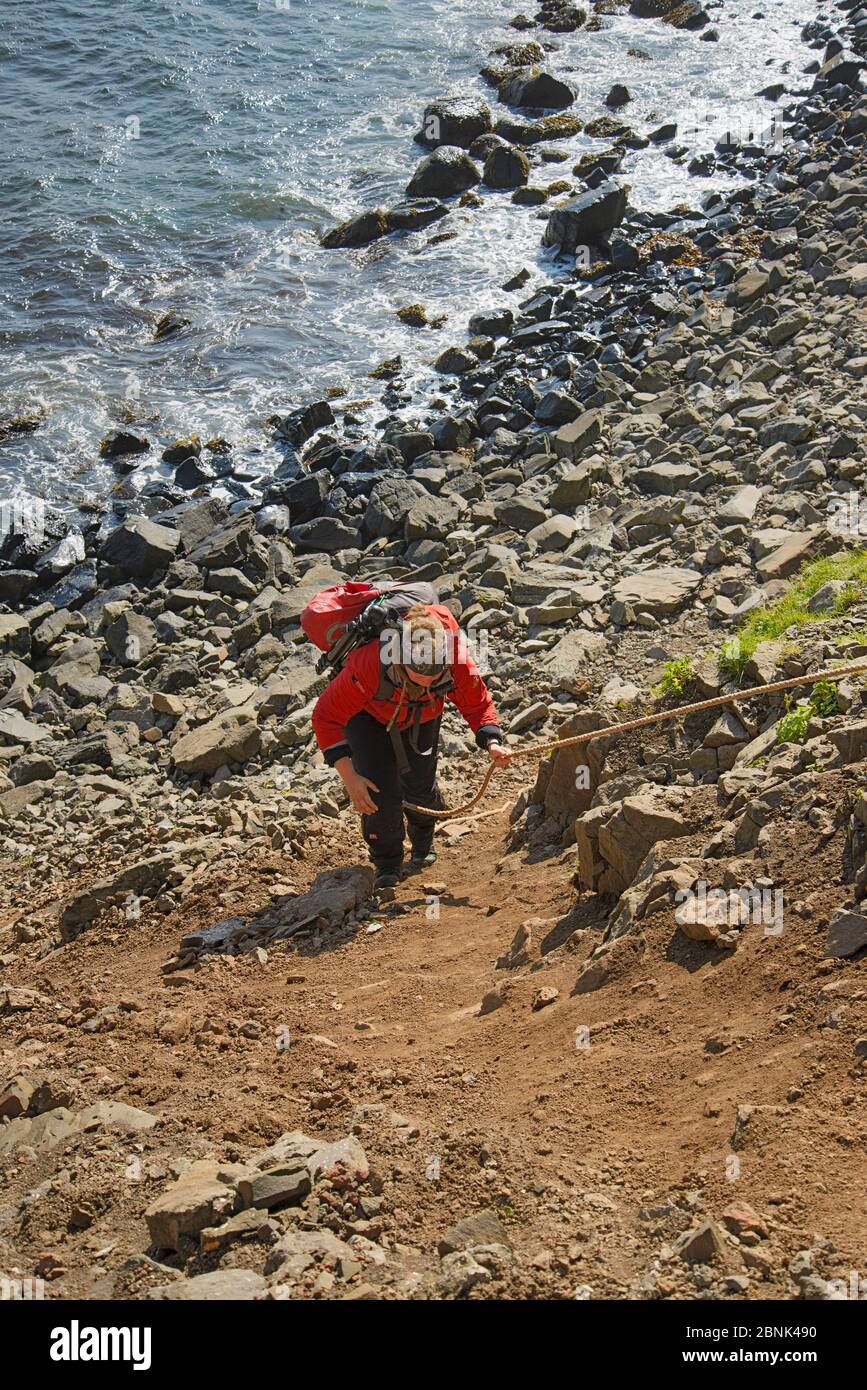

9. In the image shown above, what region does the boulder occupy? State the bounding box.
[386,199,450,232]
[828,722,867,766]
[363,477,432,539]
[526,515,579,551]
[630,0,676,14]
[826,909,867,959]
[536,390,582,426]
[495,497,549,532]
[404,490,465,540]
[105,611,158,666]
[98,517,178,579]
[755,530,823,581]
[253,655,322,716]
[307,1136,370,1184]
[321,209,389,249]
[611,567,701,616]
[636,461,699,495]
[274,400,335,448]
[542,631,607,688]
[529,710,612,819]
[438,1209,511,1255]
[419,96,492,148]
[170,706,261,775]
[145,1162,236,1251]
[291,516,360,553]
[236,1164,312,1210]
[499,71,577,109]
[550,457,606,507]
[483,145,530,189]
[60,851,181,939]
[0,710,50,747]
[511,564,603,609]
[551,408,604,460]
[264,1229,358,1282]
[187,513,256,570]
[576,789,692,897]
[177,498,230,553]
[0,1101,155,1156]
[605,84,631,109]
[406,147,481,198]
[247,865,375,941]
[543,181,628,252]
[99,431,149,459]
[149,1270,267,1300]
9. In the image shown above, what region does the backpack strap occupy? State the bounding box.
[379,663,452,772]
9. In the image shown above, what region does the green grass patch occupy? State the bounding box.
[776,700,813,745]
[775,678,839,744]
[719,547,867,680]
[654,657,695,699]
[810,678,838,718]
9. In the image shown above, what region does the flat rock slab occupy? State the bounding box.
[264,1229,358,1281]
[170,705,261,775]
[612,566,701,615]
[0,1100,156,1156]
[542,630,607,688]
[0,710,51,745]
[148,1269,267,1300]
[249,865,375,941]
[237,1164,312,1210]
[438,1208,512,1255]
[60,850,181,940]
[826,909,867,958]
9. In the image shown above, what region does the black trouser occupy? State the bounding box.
[344,710,445,871]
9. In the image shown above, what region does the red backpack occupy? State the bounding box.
[301,580,439,674]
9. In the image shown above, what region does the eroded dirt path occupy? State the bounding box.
[3,770,864,1300]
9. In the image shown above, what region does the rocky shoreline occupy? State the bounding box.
[1,0,866,1302]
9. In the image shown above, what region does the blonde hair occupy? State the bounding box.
[402,604,448,670]
[404,603,444,634]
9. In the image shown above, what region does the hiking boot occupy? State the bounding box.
[375,870,401,888]
[407,847,438,873]
[373,860,403,889]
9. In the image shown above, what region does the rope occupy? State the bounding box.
[403,659,867,822]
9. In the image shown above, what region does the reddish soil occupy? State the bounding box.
[2,756,865,1300]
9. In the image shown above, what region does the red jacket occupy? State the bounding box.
[312,605,501,766]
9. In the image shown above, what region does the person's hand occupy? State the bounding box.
[487,741,512,768]
[344,770,379,815]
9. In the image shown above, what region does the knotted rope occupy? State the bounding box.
[403,659,867,822]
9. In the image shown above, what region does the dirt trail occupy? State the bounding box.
[3,755,864,1300]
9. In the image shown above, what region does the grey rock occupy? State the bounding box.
[149,1269,268,1301]
[499,71,577,110]
[406,146,481,198]
[483,144,530,189]
[825,909,867,958]
[438,1208,511,1255]
[419,95,492,148]
[105,611,158,666]
[99,517,179,578]
[170,706,261,776]
[543,181,628,252]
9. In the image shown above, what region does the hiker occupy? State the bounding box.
[311,601,510,886]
